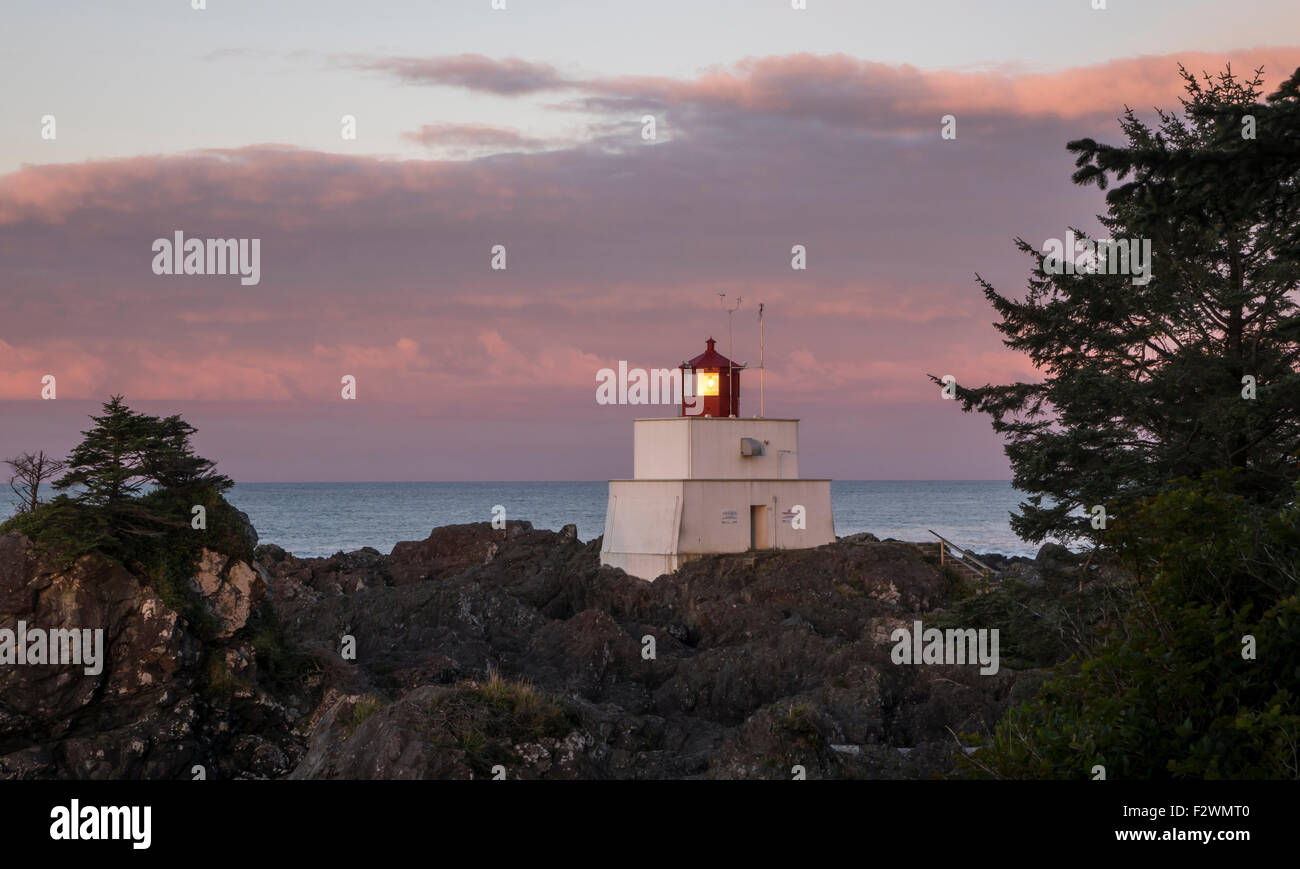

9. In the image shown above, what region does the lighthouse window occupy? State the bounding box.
[698,372,719,396]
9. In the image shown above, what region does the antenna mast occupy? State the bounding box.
[720,294,742,417]
[758,302,765,418]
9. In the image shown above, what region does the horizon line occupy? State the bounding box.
[225,478,1019,485]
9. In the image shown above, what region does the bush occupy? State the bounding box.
[969,475,1300,779]
[0,495,116,568]
[426,674,576,776]
[345,696,386,735]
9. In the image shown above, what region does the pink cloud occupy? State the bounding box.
[333,48,1300,131]
[5,48,1298,479]
[0,340,106,400]
[402,123,549,151]
[579,49,1300,125]
[341,54,570,94]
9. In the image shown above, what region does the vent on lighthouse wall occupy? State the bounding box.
[740,438,765,457]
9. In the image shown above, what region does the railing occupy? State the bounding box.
[927,530,999,589]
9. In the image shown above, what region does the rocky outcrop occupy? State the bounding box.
[386,522,526,585]
[257,522,1031,779]
[289,683,596,780]
[2,518,1073,780]
[188,549,266,639]
[0,533,299,780]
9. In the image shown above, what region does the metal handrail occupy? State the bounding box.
[927,530,1000,581]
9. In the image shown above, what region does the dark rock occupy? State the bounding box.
[1035,543,1074,564]
[0,533,301,780]
[387,522,532,585]
[290,685,598,780]
[1,512,1049,780]
[231,507,259,551]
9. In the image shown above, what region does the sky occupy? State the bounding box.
[3,1,1300,481]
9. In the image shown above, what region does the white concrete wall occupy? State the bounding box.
[601,480,680,546]
[600,479,684,580]
[678,479,834,554]
[601,477,835,581]
[632,418,800,480]
[631,419,690,479]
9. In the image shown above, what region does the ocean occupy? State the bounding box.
[222,480,1044,558]
[1,481,1047,560]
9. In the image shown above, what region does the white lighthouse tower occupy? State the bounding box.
[600,337,836,581]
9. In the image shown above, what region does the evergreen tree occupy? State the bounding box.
[54,395,156,508]
[2,396,243,568]
[947,65,1300,544]
[53,396,232,535]
[145,414,233,493]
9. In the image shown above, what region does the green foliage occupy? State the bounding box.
[4,396,244,572]
[202,652,255,700]
[54,396,153,508]
[5,396,314,709]
[933,574,1112,671]
[0,495,116,568]
[345,696,386,735]
[243,603,315,697]
[468,672,574,742]
[950,64,1300,779]
[1114,471,1299,609]
[971,475,1300,779]
[2,484,253,635]
[774,701,823,749]
[426,674,577,775]
[144,413,233,494]
[1,397,261,660]
[945,65,1300,544]
[51,395,232,541]
[953,65,1300,780]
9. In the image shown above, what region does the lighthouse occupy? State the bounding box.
[600,337,837,581]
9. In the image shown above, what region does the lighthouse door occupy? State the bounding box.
[750,505,769,550]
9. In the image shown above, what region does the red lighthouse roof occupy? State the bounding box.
[680,337,743,417]
[684,337,740,369]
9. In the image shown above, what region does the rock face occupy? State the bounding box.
[387,522,523,585]
[188,549,266,639]
[0,533,298,780]
[1,519,1049,780]
[258,521,1027,779]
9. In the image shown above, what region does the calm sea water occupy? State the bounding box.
[224,481,1043,558]
[0,481,1046,560]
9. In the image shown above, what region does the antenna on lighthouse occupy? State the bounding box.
[720,293,743,417]
[758,302,765,418]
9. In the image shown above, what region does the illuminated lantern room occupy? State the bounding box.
[681,337,742,418]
